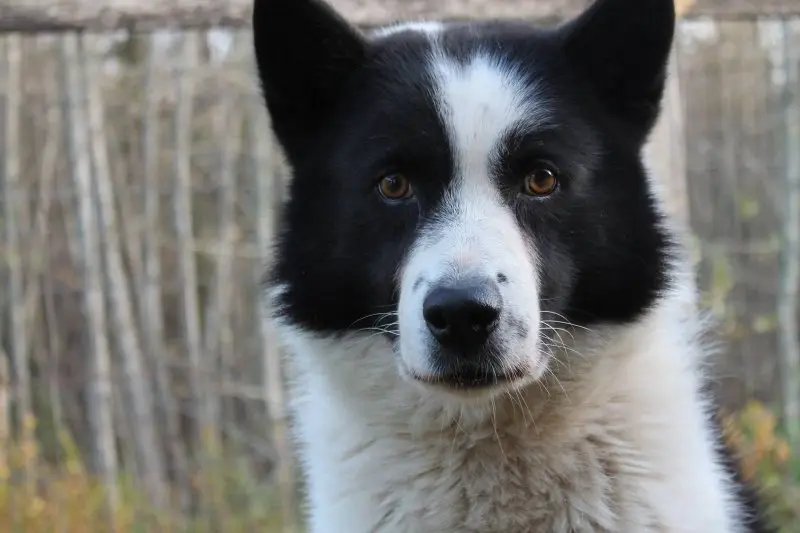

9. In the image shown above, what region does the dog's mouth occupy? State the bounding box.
[408,365,528,391]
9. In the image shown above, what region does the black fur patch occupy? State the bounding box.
[254,0,675,335]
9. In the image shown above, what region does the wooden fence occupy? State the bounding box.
[0,0,799,530]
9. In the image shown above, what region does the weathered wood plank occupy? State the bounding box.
[693,0,800,17]
[1,0,799,34]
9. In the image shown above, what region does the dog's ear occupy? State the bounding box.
[558,0,675,141]
[252,0,367,153]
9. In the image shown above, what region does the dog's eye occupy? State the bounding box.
[378,173,414,201]
[523,164,559,196]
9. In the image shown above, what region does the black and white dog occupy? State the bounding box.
[252,0,772,531]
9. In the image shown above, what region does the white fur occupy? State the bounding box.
[265,26,748,533]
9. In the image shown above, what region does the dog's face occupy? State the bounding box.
[254,0,675,401]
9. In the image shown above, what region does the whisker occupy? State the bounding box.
[347,310,399,328]
[539,311,591,332]
[544,367,571,404]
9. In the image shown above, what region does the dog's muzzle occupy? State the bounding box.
[417,275,512,388]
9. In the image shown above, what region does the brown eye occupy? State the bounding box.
[378,173,413,200]
[524,164,559,196]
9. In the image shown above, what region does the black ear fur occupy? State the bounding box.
[252,0,367,155]
[559,0,676,140]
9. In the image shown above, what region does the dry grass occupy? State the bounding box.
[0,417,295,533]
[723,401,800,533]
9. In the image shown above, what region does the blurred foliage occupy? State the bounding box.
[0,416,294,533]
[723,400,800,533]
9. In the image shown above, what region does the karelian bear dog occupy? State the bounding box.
[252,0,773,531]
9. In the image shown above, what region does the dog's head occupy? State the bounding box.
[254,0,676,401]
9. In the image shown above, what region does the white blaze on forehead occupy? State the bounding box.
[412,46,552,259]
[428,50,549,194]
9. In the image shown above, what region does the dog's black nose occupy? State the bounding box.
[422,278,502,346]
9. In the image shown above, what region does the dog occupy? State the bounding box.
[252,0,773,531]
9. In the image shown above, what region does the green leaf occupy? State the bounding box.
[753,314,779,334]
[738,197,761,220]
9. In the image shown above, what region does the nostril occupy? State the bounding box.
[469,305,500,331]
[423,306,449,332]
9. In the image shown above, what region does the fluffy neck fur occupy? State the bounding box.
[272,271,747,533]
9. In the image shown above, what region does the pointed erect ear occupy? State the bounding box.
[559,0,676,140]
[252,0,367,154]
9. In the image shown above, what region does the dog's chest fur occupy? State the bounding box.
[337,412,660,533]
[287,310,740,533]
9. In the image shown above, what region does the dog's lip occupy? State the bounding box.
[409,366,527,390]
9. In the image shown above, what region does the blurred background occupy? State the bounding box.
[0,0,798,531]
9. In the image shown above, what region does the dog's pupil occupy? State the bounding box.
[535,170,552,184]
[384,175,405,194]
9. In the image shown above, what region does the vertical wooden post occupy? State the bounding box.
[777,18,800,447]
[646,45,690,229]
[645,0,695,230]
